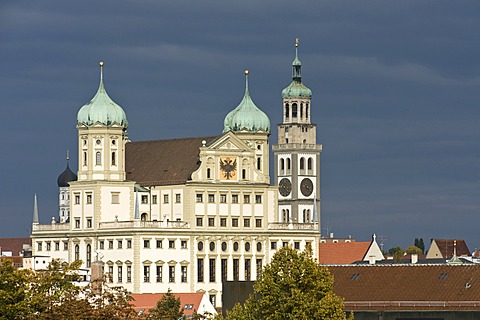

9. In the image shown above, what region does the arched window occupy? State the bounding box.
[96,152,101,166]
[287,158,291,174]
[86,244,91,267]
[292,103,298,118]
[285,104,289,118]
[257,157,261,170]
[282,209,287,222]
[306,104,309,119]
[141,213,148,221]
[300,103,303,118]
[280,159,285,175]
[207,168,211,179]
[307,158,313,174]
[300,157,305,174]
[74,244,80,261]
[83,152,87,166]
[111,152,116,166]
[242,169,246,180]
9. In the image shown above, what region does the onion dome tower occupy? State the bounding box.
[76,62,128,181]
[57,151,77,223]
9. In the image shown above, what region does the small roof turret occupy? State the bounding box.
[223,70,271,134]
[281,39,312,99]
[77,62,128,127]
[57,151,77,187]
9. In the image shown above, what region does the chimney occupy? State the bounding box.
[91,260,104,292]
[411,254,418,264]
[368,255,376,265]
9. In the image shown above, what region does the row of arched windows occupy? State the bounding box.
[299,157,314,175]
[279,158,291,175]
[279,157,314,175]
[281,209,290,223]
[74,244,92,268]
[82,151,117,167]
[285,102,309,120]
[303,209,311,223]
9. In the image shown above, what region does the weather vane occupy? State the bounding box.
[295,38,299,47]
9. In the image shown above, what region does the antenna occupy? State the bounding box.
[378,234,387,252]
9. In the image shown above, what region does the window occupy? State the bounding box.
[75,219,80,229]
[127,266,132,283]
[232,218,238,227]
[197,259,204,282]
[292,103,298,118]
[255,195,262,203]
[244,218,250,227]
[257,157,261,170]
[285,103,289,118]
[111,152,116,166]
[63,241,68,251]
[83,152,87,166]
[209,294,216,307]
[181,266,187,283]
[244,195,250,203]
[294,241,300,250]
[209,242,215,251]
[141,195,148,204]
[245,242,251,252]
[271,241,277,250]
[156,240,163,248]
[96,151,101,166]
[198,242,204,251]
[221,242,227,251]
[196,194,203,203]
[144,266,150,282]
[164,194,169,203]
[300,157,305,172]
[221,259,227,282]
[109,240,114,249]
[232,194,238,203]
[256,218,262,228]
[156,266,163,282]
[169,266,175,282]
[233,242,239,252]
[196,217,203,227]
[175,194,181,203]
[169,240,175,249]
[256,259,263,279]
[86,194,92,204]
[108,266,113,283]
[233,259,239,281]
[257,242,262,252]
[55,242,60,251]
[245,259,251,281]
[46,242,51,251]
[208,194,215,203]
[99,241,104,250]
[74,244,79,261]
[86,218,92,228]
[220,194,227,203]
[242,169,246,180]
[127,240,132,249]
[208,217,215,227]
[75,194,80,205]
[220,218,227,227]
[118,240,123,249]
[118,266,123,283]
[207,168,211,179]
[308,158,313,174]
[283,242,288,248]
[144,240,150,248]
[111,192,119,204]
[209,259,216,282]
[152,195,157,204]
[181,240,188,249]
[86,244,91,267]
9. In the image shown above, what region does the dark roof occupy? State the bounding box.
[329,265,480,311]
[431,239,471,258]
[126,136,217,186]
[57,162,77,187]
[0,238,31,256]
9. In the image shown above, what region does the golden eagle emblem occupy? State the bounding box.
[219,157,237,180]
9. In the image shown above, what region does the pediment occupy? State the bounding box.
[207,131,250,151]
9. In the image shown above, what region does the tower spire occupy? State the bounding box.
[66,150,70,161]
[244,69,250,96]
[33,193,39,224]
[292,38,302,82]
[99,61,104,83]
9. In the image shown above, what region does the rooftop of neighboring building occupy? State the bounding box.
[0,238,31,256]
[427,239,471,259]
[131,292,212,317]
[319,240,371,265]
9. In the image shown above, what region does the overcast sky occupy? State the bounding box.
[1,1,479,251]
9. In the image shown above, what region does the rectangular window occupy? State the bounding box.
[197,259,204,282]
[181,240,188,249]
[245,259,251,281]
[208,194,215,203]
[55,242,60,251]
[220,218,227,227]
[196,217,203,227]
[221,259,227,282]
[99,241,104,250]
[152,195,157,204]
[255,195,262,204]
[283,242,288,248]
[244,218,250,227]
[46,242,51,251]
[256,259,263,279]
[163,194,169,203]
[108,266,113,283]
[181,266,187,283]
[75,194,80,205]
[294,241,300,250]
[169,266,175,282]
[86,218,92,228]
[63,241,68,251]
[127,266,132,283]
[233,259,239,281]
[118,240,123,249]
[144,240,150,248]
[175,194,181,203]
[144,266,150,282]
[232,218,238,227]
[256,218,262,228]
[156,265,163,282]
[86,194,92,204]
[232,194,238,203]
[127,240,132,249]
[209,295,216,308]
[244,195,250,204]
[109,240,114,249]
[220,194,227,203]
[118,266,123,283]
[196,194,203,203]
[141,195,148,204]
[156,240,163,248]
[169,240,175,249]
[271,241,277,250]
[208,217,215,227]
[75,219,80,229]
[209,258,216,283]
[111,193,119,204]
[37,242,42,251]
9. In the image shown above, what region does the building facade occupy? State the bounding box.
[31,45,321,308]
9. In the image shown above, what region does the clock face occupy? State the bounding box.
[279,178,292,197]
[219,157,237,180]
[300,178,313,196]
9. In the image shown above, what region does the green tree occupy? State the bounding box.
[147,289,184,320]
[405,246,423,255]
[387,246,404,262]
[414,238,425,254]
[0,259,31,319]
[221,246,351,320]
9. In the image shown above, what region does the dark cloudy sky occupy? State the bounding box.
[1,1,479,251]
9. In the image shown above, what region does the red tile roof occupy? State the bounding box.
[319,241,370,264]
[126,136,217,186]
[329,265,480,311]
[131,292,204,316]
[0,238,31,256]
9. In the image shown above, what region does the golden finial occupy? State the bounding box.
[295,38,299,48]
[99,61,104,67]
[244,69,249,75]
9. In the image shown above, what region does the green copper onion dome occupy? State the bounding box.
[77,62,128,128]
[281,40,312,99]
[223,70,271,134]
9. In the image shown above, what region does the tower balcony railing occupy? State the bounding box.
[32,223,70,231]
[268,222,319,230]
[272,143,322,151]
[98,220,190,230]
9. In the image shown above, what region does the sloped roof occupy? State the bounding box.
[131,292,205,316]
[431,239,471,258]
[329,265,480,310]
[0,238,31,256]
[319,242,370,264]
[125,136,217,186]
